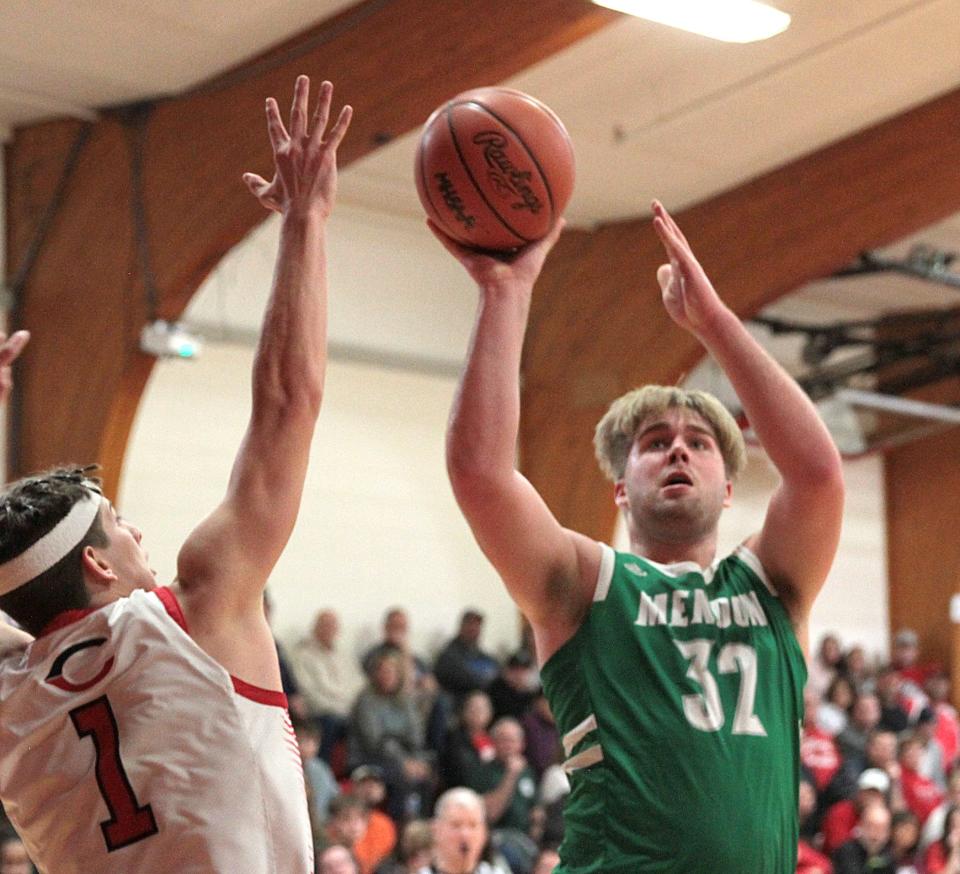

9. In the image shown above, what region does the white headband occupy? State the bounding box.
[0,492,104,596]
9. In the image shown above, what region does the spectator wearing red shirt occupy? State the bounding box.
[822,769,890,855]
[899,733,944,826]
[927,673,960,774]
[923,804,960,874]
[797,839,833,874]
[803,689,843,792]
[892,628,940,690]
[922,772,960,855]
[798,777,832,873]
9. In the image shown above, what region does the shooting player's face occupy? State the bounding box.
[615,408,732,545]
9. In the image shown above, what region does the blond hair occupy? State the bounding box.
[594,385,746,481]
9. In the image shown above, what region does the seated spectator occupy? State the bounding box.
[796,840,833,874]
[841,644,874,693]
[364,609,425,678]
[822,769,891,855]
[467,718,540,874]
[320,844,361,874]
[836,693,882,764]
[325,796,372,859]
[927,673,960,775]
[831,802,894,874]
[294,716,341,825]
[803,689,843,794]
[923,804,960,874]
[891,628,940,692]
[834,729,901,804]
[350,766,399,874]
[470,718,539,834]
[818,675,855,737]
[349,650,434,822]
[537,763,570,850]
[889,810,920,874]
[441,690,496,789]
[295,609,366,763]
[418,787,510,874]
[521,693,561,780]
[487,652,539,721]
[361,607,447,754]
[915,706,948,791]
[798,775,824,850]
[374,819,433,874]
[876,666,910,734]
[532,847,561,874]
[434,610,499,703]
[922,773,960,854]
[899,733,944,826]
[809,634,844,700]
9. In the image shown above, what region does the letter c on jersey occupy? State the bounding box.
[45,638,114,692]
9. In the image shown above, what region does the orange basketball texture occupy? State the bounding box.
[415,88,575,251]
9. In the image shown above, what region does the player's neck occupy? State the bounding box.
[629,532,718,570]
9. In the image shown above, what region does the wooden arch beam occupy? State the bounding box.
[521,84,960,543]
[4,0,617,497]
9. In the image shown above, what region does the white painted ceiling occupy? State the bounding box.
[4,0,960,445]
[2,1,958,227]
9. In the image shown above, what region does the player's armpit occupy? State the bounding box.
[747,473,844,634]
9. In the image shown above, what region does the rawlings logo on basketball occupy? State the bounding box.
[434,172,476,229]
[472,131,543,214]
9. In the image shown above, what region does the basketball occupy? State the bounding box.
[415,87,575,252]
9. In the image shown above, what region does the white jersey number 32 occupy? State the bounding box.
[674,639,767,736]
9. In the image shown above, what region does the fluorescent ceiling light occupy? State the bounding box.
[594,0,791,43]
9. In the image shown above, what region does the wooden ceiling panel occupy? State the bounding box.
[521,83,960,541]
[5,0,618,494]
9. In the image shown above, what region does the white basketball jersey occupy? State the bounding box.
[0,587,314,874]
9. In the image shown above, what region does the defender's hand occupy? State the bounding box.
[243,76,352,219]
[0,330,30,407]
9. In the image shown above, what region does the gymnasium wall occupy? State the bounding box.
[118,202,889,664]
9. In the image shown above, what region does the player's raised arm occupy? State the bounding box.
[0,331,36,652]
[175,78,351,616]
[0,331,29,409]
[651,201,844,644]
[433,222,600,659]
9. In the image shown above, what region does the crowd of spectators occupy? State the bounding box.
[4,601,959,874]
[798,629,960,874]
[281,605,566,874]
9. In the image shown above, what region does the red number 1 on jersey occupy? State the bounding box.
[70,696,159,851]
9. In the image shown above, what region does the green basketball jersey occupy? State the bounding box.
[540,544,807,874]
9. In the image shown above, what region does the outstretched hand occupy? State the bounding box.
[652,200,728,336]
[243,76,352,219]
[0,330,29,407]
[427,218,566,292]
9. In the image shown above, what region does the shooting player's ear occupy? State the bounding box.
[723,480,733,509]
[614,480,629,511]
